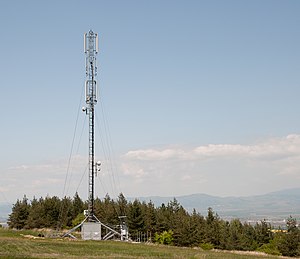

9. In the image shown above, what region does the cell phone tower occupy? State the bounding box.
[63,30,128,241]
[83,30,99,222]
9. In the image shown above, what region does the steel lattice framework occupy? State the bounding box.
[63,30,128,240]
[84,30,98,221]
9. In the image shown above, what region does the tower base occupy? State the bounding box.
[62,214,127,241]
[81,222,101,240]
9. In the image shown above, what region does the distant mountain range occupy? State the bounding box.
[131,188,300,220]
[1,188,299,222]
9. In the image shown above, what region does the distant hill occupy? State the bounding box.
[131,188,300,220]
[2,188,300,222]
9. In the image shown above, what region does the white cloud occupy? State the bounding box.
[123,134,300,162]
[1,154,125,202]
[120,135,300,197]
[0,186,10,192]
[1,155,89,202]
[181,174,192,181]
[125,148,186,161]
[7,155,87,174]
[2,134,300,201]
[122,163,147,178]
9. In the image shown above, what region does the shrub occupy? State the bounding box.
[72,213,85,227]
[154,230,174,245]
[256,240,281,256]
[199,242,214,250]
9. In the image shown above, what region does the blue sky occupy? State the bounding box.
[1,1,300,203]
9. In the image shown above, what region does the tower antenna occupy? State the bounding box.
[84,30,98,222]
[63,30,128,241]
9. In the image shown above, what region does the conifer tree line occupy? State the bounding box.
[7,193,300,257]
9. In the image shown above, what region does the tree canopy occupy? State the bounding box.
[8,193,300,257]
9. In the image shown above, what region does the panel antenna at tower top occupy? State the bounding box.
[84,30,98,105]
[84,30,98,54]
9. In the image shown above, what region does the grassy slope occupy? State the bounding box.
[0,229,287,259]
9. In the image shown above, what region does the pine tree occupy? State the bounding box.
[156,203,172,232]
[142,201,157,235]
[8,195,30,229]
[277,216,300,257]
[60,196,74,227]
[175,210,203,247]
[204,207,221,247]
[128,199,144,236]
[241,222,257,251]
[117,193,128,216]
[25,197,43,229]
[41,196,61,228]
[227,219,244,250]
[254,219,271,246]
[72,192,84,218]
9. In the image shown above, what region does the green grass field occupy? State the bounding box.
[0,228,289,259]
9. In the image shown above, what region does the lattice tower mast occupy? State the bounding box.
[84,30,99,222]
[63,31,128,241]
